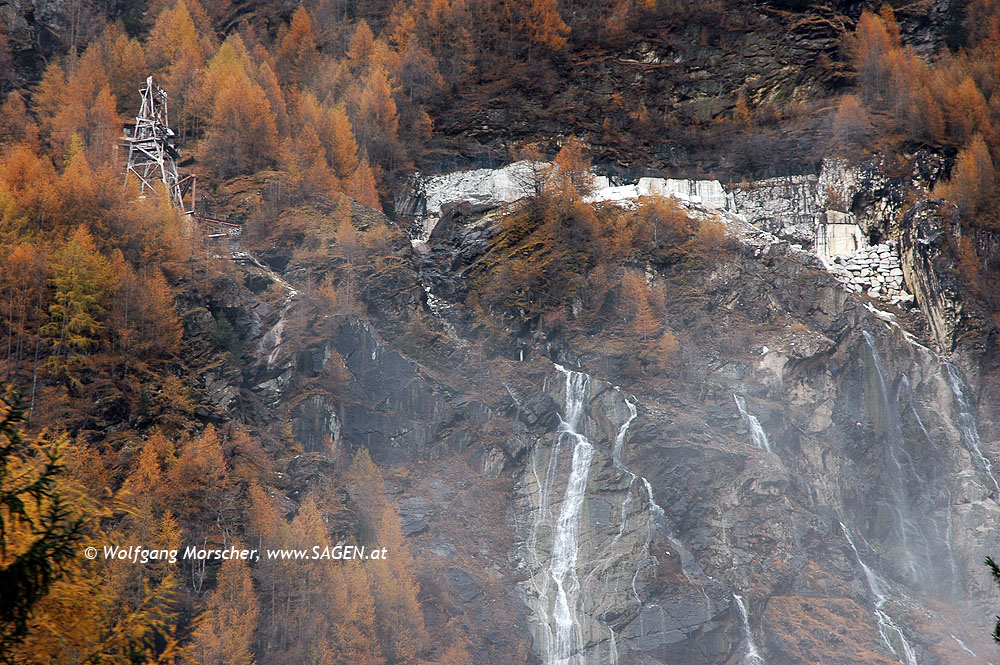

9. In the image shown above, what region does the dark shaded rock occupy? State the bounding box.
[399,496,434,536]
[203,369,241,415]
[286,453,336,492]
[430,539,458,558]
[333,319,459,462]
[296,341,333,376]
[259,250,290,272]
[445,567,483,602]
[401,517,429,537]
[472,444,508,478]
[208,274,267,338]
[431,201,497,242]
[426,478,456,504]
[244,273,272,293]
[183,307,216,338]
[291,394,341,453]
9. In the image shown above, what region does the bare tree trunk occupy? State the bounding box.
[29,338,40,424]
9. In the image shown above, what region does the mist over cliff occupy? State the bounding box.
[5,1,1000,664]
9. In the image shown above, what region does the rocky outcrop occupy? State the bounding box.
[395,161,542,237]
[514,368,739,665]
[732,174,819,246]
[403,158,928,316]
[400,165,736,241]
[898,200,965,353]
[331,318,500,465]
[290,394,341,454]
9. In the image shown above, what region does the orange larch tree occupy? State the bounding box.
[851,9,897,105]
[518,0,569,57]
[350,157,381,209]
[936,133,997,214]
[329,103,361,181]
[35,49,121,168]
[191,555,259,665]
[201,65,279,177]
[276,6,319,90]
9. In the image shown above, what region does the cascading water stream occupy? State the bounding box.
[529,367,710,665]
[950,634,977,659]
[610,388,708,592]
[423,286,466,347]
[897,375,933,445]
[594,384,709,663]
[528,364,597,665]
[609,396,639,548]
[861,331,923,578]
[943,362,1000,496]
[733,594,766,665]
[640,477,707,588]
[897,374,960,593]
[841,523,917,665]
[733,394,771,452]
[612,397,638,472]
[948,633,996,665]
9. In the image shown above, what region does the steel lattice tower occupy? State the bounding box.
[124,75,194,212]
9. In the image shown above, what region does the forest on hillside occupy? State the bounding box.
[6,0,1000,663]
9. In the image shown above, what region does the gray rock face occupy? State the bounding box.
[332,318,499,464]
[399,496,434,536]
[446,566,484,602]
[484,214,998,665]
[291,394,341,454]
[899,200,965,353]
[512,369,740,665]
[732,174,820,246]
[728,158,902,249]
[333,319,452,463]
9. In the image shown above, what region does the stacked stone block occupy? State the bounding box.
[828,242,912,305]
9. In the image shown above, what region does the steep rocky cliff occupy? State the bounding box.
[209,155,1000,665]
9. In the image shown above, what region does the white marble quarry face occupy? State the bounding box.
[815,216,866,261]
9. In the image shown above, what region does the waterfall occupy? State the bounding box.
[897,374,960,594]
[948,633,995,665]
[608,395,639,564]
[530,364,596,665]
[860,331,923,578]
[529,368,712,665]
[612,397,638,471]
[733,394,772,452]
[528,366,712,664]
[950,634,977,659]
[423,286,466,348]
[841,523,918,665]
[733,594,766,665]
[641,477,707,587]
[898,374,936,446]
[943,363,1000,496]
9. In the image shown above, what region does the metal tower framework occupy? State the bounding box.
[124,75,196,213]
